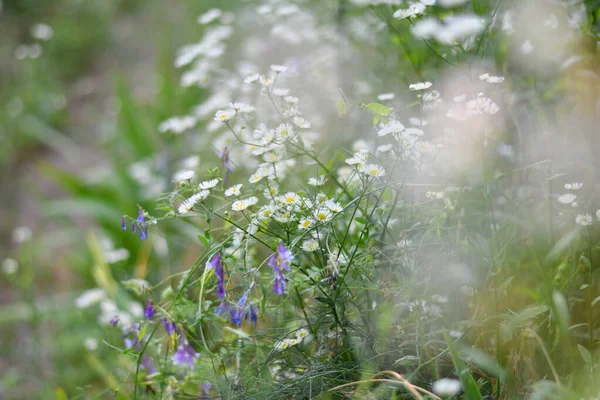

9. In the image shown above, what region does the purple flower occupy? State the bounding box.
[110,315,120,327]
[230,290,250,326]
[214,301,229,316]
[121,216,126,231]
[161,317,176,336]
[144,300,156,320]
[136,206,148,240]
[124,337,138,349]
[268,242,294,295]
[132,221,137,233]
[172,334,199,367]
[207,253,225,299]
[136,206,145,224]
[245,304,258,326]
[141,356,157,374]
[220,147,233,183]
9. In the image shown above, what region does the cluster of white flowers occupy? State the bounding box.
[274,328,310,351]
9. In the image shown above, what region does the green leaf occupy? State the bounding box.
[461,347,506,381]
[315,296,335,306]
[592,296,600,307]
[443,331,483,400]
[337,99,347,117]
[56,387,69,400]
[552,291,570,335]
[577,344,593,366]
[362,103,392,116]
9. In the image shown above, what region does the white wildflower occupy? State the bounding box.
[214,109,235,122]
[2,258,18,275]
[308,175,327,186]
[292,116,311,129]
[173,170,195,182]
[301,239,320,252]
[224,184,242,197]
[197,8,222,25]
[158,116,196,134]
[565,182,583,190]
[231,196,258,211]
[270,64,287,73]
[575,214,593,227]
[199,178,219,190]
[75,289,106,309]
[557,193,577,204]
[360,164,386,177]
[31,23,54,41]
[393,3,426,20]
[409,81,433,91]
[377,93,395,101]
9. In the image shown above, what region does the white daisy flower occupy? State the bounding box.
[557,193,577,204]
[409,81,433,91]
[486,75,504,83]
[270,64,287,73]
[178,191,209,215]
[224,184,242,197]
[314,208,332,223]
[214,109,235,122]
[575,214,593,226]
[231,196,259,211]
[258,204,278,220]
[244,73,260,84]
[377,120,404,137]
[360,164,386,177]
[199,178,219,190]
[325,200,343,213]
[296,328,310,341]
[301,239,320,252]
[292,116,311,129]
[259,75,273,87]
[173,170,195,182]
[275,123,294,141]
[565,182,583,190]
[298,219,313,230]
[393,3,426,20]
[284,95,299,104]
[279,192,299,205]
[377,144,394,153]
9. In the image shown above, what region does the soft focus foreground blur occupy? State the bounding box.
[2,0,600,399]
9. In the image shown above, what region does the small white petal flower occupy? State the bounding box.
[486,75,505,83]
[199,178,219,190]
[292,116,311,129]
[393,3,426,20]
[298,218,313,230]
[296,328,310,341]
[325,200,343,213]
[284,95,299,104]
[279,192,299,205]
[360,164,386,177]
[314,208,333,222]
[214,109,235,122]
[557,193,577,204]
[301,239,320,252]
[231,196,258,211]
[575,214,593,226]
[409,81,433,91]
[244,73,260,84]
[565,182,583,190]
[272,88,290,96]
[197,8,222,25]
[224,184,243,197]
[173,170,195,182]
[377,120,404,137]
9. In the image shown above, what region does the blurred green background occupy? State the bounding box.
[0,0,235,397]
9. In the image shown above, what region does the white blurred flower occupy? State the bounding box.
[393,3,426,20]
[197,8,222,25]
[432,378,462,397]
[31,23,54,41]
[575,214,593,227]
[521,39,534,54]
[565,182,583,190]
[360,164,386,177]
[377,93,395,101]
[12,226,32,243]
[411,17,440,39]
[178,191,209,215]
[159,116,196,134]
[84,338,98,351]
[75,289,106,309]
[308,175,327,186]
[173,170,195,182]
[409,81,433,91]
[2,258,18,275]
[436,14,485,44]
[270,64,287,73]
[557,193,576,204]
[439,0,468,7]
